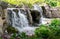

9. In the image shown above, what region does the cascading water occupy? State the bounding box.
[12,9,29,28]
[33,4,43,17]
[33,4,49,24]
[7,8,36,35]
[7,4,51,35]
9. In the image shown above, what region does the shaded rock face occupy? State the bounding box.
[26,10,33,25]
[0,17,4,34]
[31,10,41,24]
[7,10,13,26]
[0,6,4,34]
[0,6,8,34]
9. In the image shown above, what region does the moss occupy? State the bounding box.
[7,26,18,34]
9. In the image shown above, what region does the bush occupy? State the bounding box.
[49,19,60,39]
[35,25,51,39]
[48,1,57,7]
[7,26,18,34]
[2,19,60,39]
[35,19,60,39]
[49,19,60,26]
[10,32,26,39]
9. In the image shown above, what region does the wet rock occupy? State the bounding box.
[13,9,19,13]
[31,10,41,25]
[7,10,13,26]
[20,9,27,15]
[22,5,33,25]
[27,9,33,25]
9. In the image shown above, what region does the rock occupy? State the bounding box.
[0,17,4,34]
[51,7,60,18]
[7,10,13,26]
[22,5,33,25]
[1,33,11,39]
[31,10,41,25]
[20,9,27,15]
[13,9,19,13]
[27,9,33,25]
[0,6,4,34]
[42,4,60,18]
[0,8,8,34]
[2,9,7,20]
[42,4,52,18]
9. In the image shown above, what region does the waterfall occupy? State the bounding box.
[7,8,36,35]
[33,4,52,24]
[33,4,44,24]
[33,4,43,17]
[12,9,29,28]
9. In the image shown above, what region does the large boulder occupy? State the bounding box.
[42,4,52,18]
[42,4,60,18]
[51,7,60,18]
[0,5,8,34]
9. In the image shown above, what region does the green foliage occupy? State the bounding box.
[35,25,51,39]
[45,0,58,7]
[50,19,60,26]
[35,19,60,39]
[49,19,60,39]
[2,0,60,8]
[2,0,45,8]
[7,26,18,34]
[0,37,2,39]
[10,32,26,39]
[6,19,60,39]
[49,1,57,7]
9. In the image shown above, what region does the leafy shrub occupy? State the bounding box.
[35,19,60,39]
[46,1,57,7]
[35,25,51,39]
[10,32,26,39]
[7,26,18,34]
[49,19,60,39]
[0,37,2,39]
[49,19,60,26]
